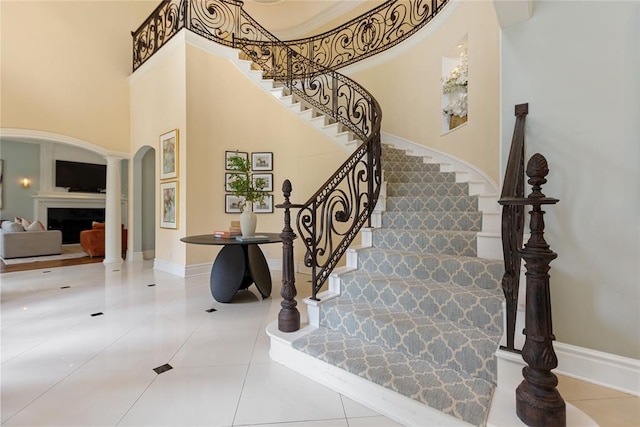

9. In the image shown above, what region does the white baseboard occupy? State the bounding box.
[497,343,640,397]
[128,251,144,262]
[555,341,640,397]
[184,262,211,277]
[153,258,186,277]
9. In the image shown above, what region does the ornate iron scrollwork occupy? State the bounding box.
[282,0,448,71]
[132,0,187,70]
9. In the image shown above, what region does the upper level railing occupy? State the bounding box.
[132,0,450,72]
[280,0,448,70]
[498,103,528,352]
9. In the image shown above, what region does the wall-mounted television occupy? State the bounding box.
[55,160,107,193]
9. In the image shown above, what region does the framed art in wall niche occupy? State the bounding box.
[251,152,273,171]
[226,151,248,170]
[253,195,273,213]
[160,180,178,229]
[160,129,179,180]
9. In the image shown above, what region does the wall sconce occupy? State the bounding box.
[21,178,30,189]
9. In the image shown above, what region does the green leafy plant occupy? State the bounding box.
[227,153,267,211]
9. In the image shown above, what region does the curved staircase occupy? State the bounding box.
[269,144,504,426]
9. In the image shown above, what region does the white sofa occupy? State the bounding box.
[0,221,63,259]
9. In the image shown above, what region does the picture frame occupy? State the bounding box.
[253,173,273,192]
[225,194,245,213]
[253,194,273,214]
[160,180,178,229]
[160,129,179,180]
[226,151,248,170]
[225,173,238,192]
[251,152,273,171]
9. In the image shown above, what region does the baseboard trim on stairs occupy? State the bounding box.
[497,344,640,397]
[381,132,499,194]
[266,321,471,427]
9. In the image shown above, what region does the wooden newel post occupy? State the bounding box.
[276,179,300,332]
[516,154,565,427]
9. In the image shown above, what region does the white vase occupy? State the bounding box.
[240,201,257,237]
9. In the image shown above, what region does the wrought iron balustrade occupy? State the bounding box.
[280,0,449,70]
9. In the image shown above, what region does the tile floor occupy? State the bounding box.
[1,261,638,426]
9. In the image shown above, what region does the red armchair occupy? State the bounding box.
[80,223,127,258]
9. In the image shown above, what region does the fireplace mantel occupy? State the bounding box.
[33,192,128,228]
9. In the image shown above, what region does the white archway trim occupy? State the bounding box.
[0,128,129,158]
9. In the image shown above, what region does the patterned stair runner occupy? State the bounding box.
[292,145,504,426]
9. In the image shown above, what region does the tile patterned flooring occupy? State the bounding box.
[1,261,638,426]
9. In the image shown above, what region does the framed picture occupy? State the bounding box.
[225,194,245,213]
[253,173,273,192]
[252,152,273,171]
[253,195,273,214]
[225,173,238,192]
[160,129,179,180]
[160,181,178,229]
[226,151,248,170]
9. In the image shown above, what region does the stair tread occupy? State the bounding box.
[324,298,502,340]
[339,271,503,332]
[340,270,503,298]
[358,246,503,266]
[372,228,478,256]
[381,211,483,232]
[355,247,504,291]
[292,327,494,427]
[321,299,500,383]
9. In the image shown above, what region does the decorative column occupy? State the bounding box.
[276,180,300,332]
[516,153,565,427]
[103,155,123,266]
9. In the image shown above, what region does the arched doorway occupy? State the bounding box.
[132,146,156,260]
[0,128,130,262]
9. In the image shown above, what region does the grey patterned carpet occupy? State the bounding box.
[292,145,504,426]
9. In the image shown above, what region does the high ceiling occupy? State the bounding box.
[242,0,382,39]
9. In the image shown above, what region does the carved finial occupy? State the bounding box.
[282,179,292,200]
[526,153,549,199]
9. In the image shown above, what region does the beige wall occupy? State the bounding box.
[130,41,188,265]
[349,1,501,183]
[183,44,347,265]
[0,0,155,152]
[130,39,348,267]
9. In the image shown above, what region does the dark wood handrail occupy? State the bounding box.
[498,103,528,352]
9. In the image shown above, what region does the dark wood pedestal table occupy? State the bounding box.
[180,233,282,303]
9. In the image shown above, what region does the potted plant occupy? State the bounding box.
[226,153,268,237]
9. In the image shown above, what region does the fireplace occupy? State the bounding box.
[33,192,127,244]
[48,208,105,244]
